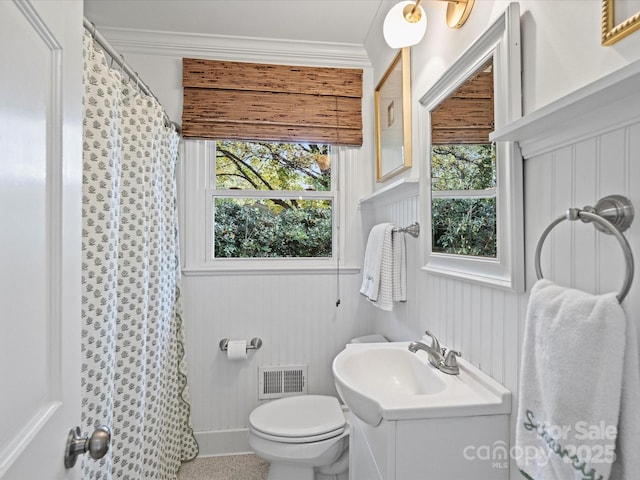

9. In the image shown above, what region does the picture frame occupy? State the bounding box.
[375,48,412,183]
[602,0,640,45]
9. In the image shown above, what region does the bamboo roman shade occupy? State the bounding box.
[431,63,494,145]
[182,58,363,146]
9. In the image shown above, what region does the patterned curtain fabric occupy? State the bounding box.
[81,32,199,479]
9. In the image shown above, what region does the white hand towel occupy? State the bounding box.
[392,230,406,302]
[360,223,408,311]
[516,279,635,480]
[360,223,391,302]
[360,223,393,311]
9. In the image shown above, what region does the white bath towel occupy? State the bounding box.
[609,303,640,480]
[516,279,639,480]
[360,223,406,311]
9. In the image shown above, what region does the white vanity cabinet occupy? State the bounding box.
[332,342,512,479]
[348,412,510,480]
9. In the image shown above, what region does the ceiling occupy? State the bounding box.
[84,0,387,46]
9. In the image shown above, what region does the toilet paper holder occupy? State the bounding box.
[219,337,263,352]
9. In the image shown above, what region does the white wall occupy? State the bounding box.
[100,0,640,468]
[368,1,640,120]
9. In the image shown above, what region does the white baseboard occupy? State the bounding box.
[194,429,252,457]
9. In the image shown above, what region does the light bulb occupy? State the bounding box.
[383,1,427,48]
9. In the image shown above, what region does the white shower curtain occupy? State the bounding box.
[81,32,198,479]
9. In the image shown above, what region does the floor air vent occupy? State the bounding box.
[259,365,307,399]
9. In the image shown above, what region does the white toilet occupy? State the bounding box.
[248,395,349,480]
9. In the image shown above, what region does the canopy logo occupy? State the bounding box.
[462,410,617,475]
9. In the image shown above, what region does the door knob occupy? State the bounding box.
[64,425,111,468]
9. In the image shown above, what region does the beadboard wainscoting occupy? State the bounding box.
[360,181,525,391]
[182,272,371,455]
[359,179,424,343]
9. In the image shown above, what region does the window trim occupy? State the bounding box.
[418,4,524,292]
[432,188,496,199]
[180,139,354,275]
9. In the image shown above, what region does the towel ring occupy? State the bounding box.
[535,195,635,303]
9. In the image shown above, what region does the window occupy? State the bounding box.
[180,57,361,272]
[211,140,335,259]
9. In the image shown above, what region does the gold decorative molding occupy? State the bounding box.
[602,0,640,46]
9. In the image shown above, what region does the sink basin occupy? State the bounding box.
[336,346,447,396]
[332,342,510,426]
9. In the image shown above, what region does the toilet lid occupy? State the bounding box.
[249,395,346,442]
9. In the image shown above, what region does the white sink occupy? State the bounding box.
[332,341,510,426]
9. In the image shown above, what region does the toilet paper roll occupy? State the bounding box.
[226,340,247,360]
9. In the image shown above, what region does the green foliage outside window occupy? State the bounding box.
[214,141,332,258]
[431,197,496,256]
[216,141,330,191]
[215,198,332,258]
[431,144,497,257]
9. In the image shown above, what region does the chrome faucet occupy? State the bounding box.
[408,330,461,375]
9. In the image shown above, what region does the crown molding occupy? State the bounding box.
[96,27,372,68]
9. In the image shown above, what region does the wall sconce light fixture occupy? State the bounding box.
[383,0,475,48]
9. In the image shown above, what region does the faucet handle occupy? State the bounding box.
[444,350,461,368]
[424,330,441,352]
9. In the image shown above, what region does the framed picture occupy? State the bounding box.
[602,0,640,45]
[375,48,412,182]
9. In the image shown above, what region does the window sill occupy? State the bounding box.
[182,263,361,276]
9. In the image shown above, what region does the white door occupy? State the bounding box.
[0,1,86,478]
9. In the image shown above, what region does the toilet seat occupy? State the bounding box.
[249,395,346,444]
[251,425,345,443]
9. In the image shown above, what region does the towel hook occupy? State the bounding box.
[534,195,634,303]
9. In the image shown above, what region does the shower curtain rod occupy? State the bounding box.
[83,17,176,130]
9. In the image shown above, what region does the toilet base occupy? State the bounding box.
[267,462,348,480]
[252,433,349,480]
[317,473,348,480]
[267,462,315,480]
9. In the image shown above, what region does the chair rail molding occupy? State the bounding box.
[491,59,640,158]
[359,177,419,207]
